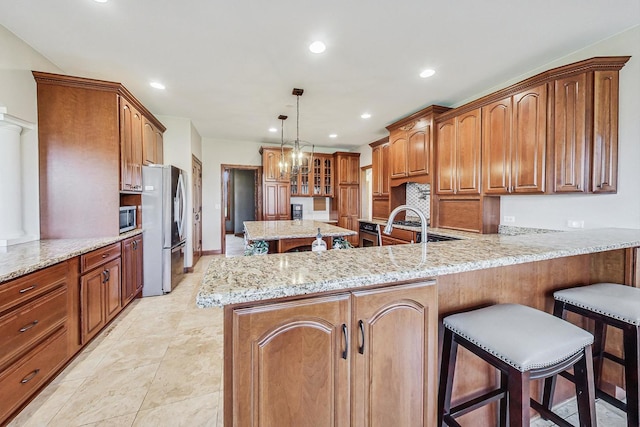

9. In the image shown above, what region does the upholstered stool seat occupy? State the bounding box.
[544,283,640,427]
[439,303,596,427]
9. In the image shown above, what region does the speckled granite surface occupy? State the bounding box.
[244,220,357,241]
[197,228,640,308]
[0,230,142,283]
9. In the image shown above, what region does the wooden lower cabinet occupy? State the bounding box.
[227,280,438,426]
[80,257,121,345]
[121,235,143,306]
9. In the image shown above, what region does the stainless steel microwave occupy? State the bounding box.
[119,206,137,233]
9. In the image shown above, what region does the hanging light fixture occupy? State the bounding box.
[278,88,314,177]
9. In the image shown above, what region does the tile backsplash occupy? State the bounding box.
[405,183,430,223]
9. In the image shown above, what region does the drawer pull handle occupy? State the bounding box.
[341,324,348,360]
[19,285,37,294]
[19,320,39,333]
[358,320,365,354]
[102,253,109,258]
[20,369,40,384]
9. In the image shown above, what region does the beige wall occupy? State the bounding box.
[0,25,62,240]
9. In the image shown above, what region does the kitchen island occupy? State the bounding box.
[197,228,640,426]
[243,219,357,253]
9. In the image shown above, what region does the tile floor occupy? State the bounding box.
[8,251,630,426]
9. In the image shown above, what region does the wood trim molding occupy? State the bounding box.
[32,71,166,131]
[386,105,451,131]
[435,56,630,122]
[202,250,222,256]
[368,136,389,148]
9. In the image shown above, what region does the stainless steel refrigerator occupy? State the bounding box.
[142,165,187,296]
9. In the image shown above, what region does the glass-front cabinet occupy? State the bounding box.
[290,154,333,197]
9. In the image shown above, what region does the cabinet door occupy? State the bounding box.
[456,109,482,195]
[553,75,588,193]
[120,98,143,192]
[104,259,121,322]
[407,120,431,177]
[263,148,287,182]
[263,183,278,220]
[277,183,290,219]
[231,294,351,427]
[142,119,157,165]
[482,98,512,194]
[435,119,456,194]
[389,130,407,178]
[80,269,106,344]
[351,281,438,427]
[155,128,164,165]
[121,237,143,306]
[371,146,382,196]
[512,85,546,193]
[592,70,619,193]
[381,144,390,196]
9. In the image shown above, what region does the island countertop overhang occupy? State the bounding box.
[197,228,640,308]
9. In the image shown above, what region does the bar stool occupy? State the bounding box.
[438,303,596,427]
[543,283,640,427]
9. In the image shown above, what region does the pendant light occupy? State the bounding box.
[278,88,314,177]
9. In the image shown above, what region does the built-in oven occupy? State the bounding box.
[359,221,380,247]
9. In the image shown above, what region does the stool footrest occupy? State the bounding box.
[602,350,625,366]
[530,399,575,427]
[449,388,505,419]
[597,389,627,412]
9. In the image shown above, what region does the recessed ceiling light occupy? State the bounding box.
[93,0,108,3]
[361,113,371,119]
[269,127,277,133]
[329,134,337,138]
[420,69,436,78]
[149,81,165,90]
[309,41,326,54]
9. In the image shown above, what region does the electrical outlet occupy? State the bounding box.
[503,216,515,223]
[567,219,585,229]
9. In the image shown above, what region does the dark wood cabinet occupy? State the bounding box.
[142,117,164,166]
[371,139,389,197]
[435,108,481,195]
[80,245,121,344]
[312,154,334,197]
[121,235,143,307]
[482,84,547,195]
[551,65,624,194]
[334,152,360,246]
[387,106,450,183]
[227,280,438,426]
[290,155,311,196]
[120,96,143,192]
[33,72,165,238]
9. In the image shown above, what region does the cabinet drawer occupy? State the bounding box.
[0,262,68,314]
[81,243,121,273]
[0,286,67,368]
[388,228,416,243]
[0,327,68,422]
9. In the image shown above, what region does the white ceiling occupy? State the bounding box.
[1,0,639,150]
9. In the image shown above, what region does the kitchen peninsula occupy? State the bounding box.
[197,228,640,426]
[243,219,357,253]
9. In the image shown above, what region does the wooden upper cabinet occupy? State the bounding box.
[389,130,408,179]
[142,117,164,165]
[435,109,481,195]
[592,70,619,193]
[261,147,286,182]
[335,152,360,185]
[231,294,351,426]
[312,154,334,197]
[407,119,431,176]
[435,118,456,194]
[120,96,143,192]
[482,85,546,195]
[371,139,389,197]
[456,109,482,195]
[482,97,512,194]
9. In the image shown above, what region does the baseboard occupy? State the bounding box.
[202,249,222,256]
[184,267,194,273]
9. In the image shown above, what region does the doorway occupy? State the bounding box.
[221,165,262,255]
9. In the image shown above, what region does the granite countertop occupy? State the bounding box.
[244,220,357,241]
[197,228,640,308]
[0,230,143,283]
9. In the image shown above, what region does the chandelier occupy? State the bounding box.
[278,88,314,178]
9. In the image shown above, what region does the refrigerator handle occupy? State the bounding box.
[175,172,187,240]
